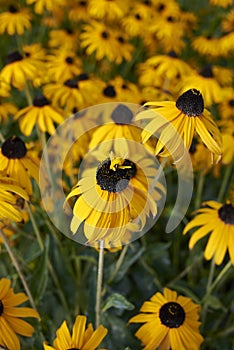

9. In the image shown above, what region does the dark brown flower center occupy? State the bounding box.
[101,31,109,39]
[33,95,50,107]
[176,89,204,116]
[111,104,133,124]
[118,36,125,43]
[135,13,141,20]
[199,65,214,78]
[9,5,18,13]
[229,99,234,107]
[2,136,27,159]
[159,302,185,328]
[77,73,89,81]
[65,56,74,64]
[67,348,80,350]
[6,51,23,64]
[167,16,176,22]
[96,159,137,193]
[64,79,79,88]
[103,85,116,97]
[167,50,177,58]
[218,203,234,225]
[0,301,3,315]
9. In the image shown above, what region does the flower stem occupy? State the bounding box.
[194,171,205,209]
[0,229,39,316]
[217,163,233,202]
[96,240,105,328]
[26,202,44,252]
[108,245,128,284]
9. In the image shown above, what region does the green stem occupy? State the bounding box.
[26,202,44,251]
[47,260,72,325]
[108,245,128,284]
[201,257,216,324]
[96,240,105,328]
[0,229,39,316]
[217,163,233,202]
[194,171,206,209]
[207,260,232,295]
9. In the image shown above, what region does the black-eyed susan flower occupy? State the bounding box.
[222,9,234,32]
[0,136,39,195]
[184,201,234,265]
[87,0,130,21]
[48,28,80,51]
[137,89,222,160]
[0,176,29,222]
[0,101,18,124]
[43,74,102,111]
[65,139,162,247]
[80,21,131,64]
[192,35,223,58]
[122,2,152,37]
[129,287,204,350]
[218,87,234,119]
[15,94,64,136]
[0,5,31,35]
[68,0,90,22]
[0,51,38,90]
[138,51,193,94]
[0,278,39,350]
[26,0,66,14]
[209,0,233,7]
[46,50,82,82]
[43,315,107,350]
[180,65,223,106]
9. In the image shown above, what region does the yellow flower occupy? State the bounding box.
[0,102,18,123]
[0,51,38,90]
[43,315,107,350]
[0,278,39,350]
[26,0,66,14]
[48,28,80,51]
[68,0,90,22]
[88,0,130,21]
[137,89,222,160]
[0,5,31,35]
[46,50,82,82]
[209,0,233,7]
[80,21,133,64]
[180,65,224,106]
[0,136,39,195]
[129,287,204,350]
[15,95,64,136]
[0,177,29,222]
[65,139,162,247]
[183,201,234,265]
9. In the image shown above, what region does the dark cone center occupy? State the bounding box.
[159,302,185,328]
[64,79,79,89]
[199,65,214,78]
[6,51,23,64]
[101,31,109,39]
[96,159,137,193]
[0,301,3,315]
[229,99,234,107]
[111,104,134,124]
[103,85,116,97]
[9,5,18,13]
[2,136,27,159]
[33,95,50,107]
[65,56,74,64]
[218,203,234,225]
[176,89,204,116]
[77,73,89,81]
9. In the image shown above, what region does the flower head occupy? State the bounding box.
[183,201,234,265]
[15,95,64,136]
[0,5,31,35]
[0,136,39,195]
[129,287,204,350]
[65,139,163,247]
[43,315,107,350]
[137,88,222,161]
[0,278,39,350]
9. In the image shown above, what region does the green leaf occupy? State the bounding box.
[203,295,227,311]
[102,293,135,313]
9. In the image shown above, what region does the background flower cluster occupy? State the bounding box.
[0,0,233,349]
